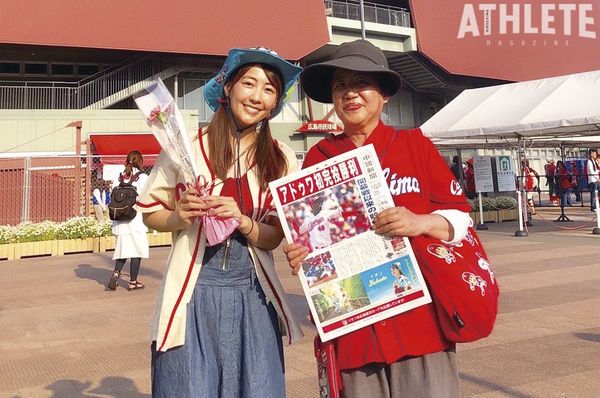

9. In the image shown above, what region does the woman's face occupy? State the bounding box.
[225,66,279,128]
[331,69,389,134]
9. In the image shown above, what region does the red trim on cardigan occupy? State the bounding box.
[136,200,173,211]
[158,222,202,352]
[158,133,222,351]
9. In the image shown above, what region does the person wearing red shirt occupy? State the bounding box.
[556,160,573,207]
[283,40,472,398]
[465,159,476,199]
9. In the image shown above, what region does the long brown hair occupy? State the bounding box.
[124,150,143,176]
[206,63,288,189]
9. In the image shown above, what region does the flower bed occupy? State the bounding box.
[468,196,518,224]
[0,217,172,260]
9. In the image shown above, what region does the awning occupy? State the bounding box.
[89,133,161,166]
[421,70,600,141]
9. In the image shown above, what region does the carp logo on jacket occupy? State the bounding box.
[427,243,456,264]
[382,168,421,196]
[450,180,463,196]
[476,253,495,284]
[462,272,487,296]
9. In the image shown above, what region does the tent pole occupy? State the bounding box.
[515,136,529,237]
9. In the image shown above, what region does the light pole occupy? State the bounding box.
[359,0,366,39]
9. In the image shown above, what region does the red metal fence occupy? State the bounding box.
[0,155,150,225]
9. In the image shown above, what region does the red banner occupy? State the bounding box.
[275,157,362,205]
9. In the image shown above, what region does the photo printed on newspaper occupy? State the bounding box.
[269,145,431,342]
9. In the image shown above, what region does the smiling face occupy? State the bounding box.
[224,65,280,129]
[331,69,389,135]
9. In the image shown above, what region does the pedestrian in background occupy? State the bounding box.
[107,150,149,291]
[544,159,556,200]
[92,179,109,223]
[450,155,465,189]
[587,149,599,212]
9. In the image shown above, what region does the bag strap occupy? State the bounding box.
[118,171,143,187]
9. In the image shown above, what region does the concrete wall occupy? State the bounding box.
[0,110,198,153]
[0,83,417,157]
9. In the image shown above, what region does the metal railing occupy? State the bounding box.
[324,0,411,27]
[0,55,181,110]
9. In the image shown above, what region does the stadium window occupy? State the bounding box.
[24,63,48,75]
[0,62,20,74]
[77,64,100,75]
[51,64,74,75]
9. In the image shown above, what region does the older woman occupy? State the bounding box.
[284,40,472,398]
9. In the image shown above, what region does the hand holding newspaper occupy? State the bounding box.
[134,79,239,245]
[269,145,431,342]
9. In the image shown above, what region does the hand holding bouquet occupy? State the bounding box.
[135,79,239,245]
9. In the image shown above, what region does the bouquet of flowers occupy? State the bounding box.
[134,79,239,245]
[134,79,198,184]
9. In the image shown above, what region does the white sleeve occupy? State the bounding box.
[587,160,595,179]
[92,189,102,203]
[432,209,473,245]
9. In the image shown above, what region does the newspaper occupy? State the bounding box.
[269,145,431,342]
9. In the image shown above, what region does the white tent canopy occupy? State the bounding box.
[421,70,600,140]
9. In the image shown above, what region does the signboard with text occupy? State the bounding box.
[474,156,494,193]
[495,156,517,192]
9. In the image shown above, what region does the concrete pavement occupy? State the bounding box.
[1,207,600,397]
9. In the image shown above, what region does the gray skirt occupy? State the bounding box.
[151,233,285,398]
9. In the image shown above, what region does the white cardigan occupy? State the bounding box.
[135,131,304,352]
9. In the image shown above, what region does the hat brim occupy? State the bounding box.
[204,48,302,116]
[301,56,402,103]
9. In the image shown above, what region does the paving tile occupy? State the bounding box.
[1,219,600,397]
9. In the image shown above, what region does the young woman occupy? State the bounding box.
[284,40,473,398]
[135,47,303,397]
[107,150,148,291]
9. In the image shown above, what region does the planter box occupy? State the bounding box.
[148,231,172,247]
[13,240,56,259]
[0,243,14,260]
[470,211,499,224]
[2,232,174,261]
[497,209,518,222]
[98,236,116,252]
[56,238,95,255]
[96,233,172,253]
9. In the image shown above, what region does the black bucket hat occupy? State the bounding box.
[301,39,402,103]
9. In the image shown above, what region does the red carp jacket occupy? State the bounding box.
[303,121,471,369]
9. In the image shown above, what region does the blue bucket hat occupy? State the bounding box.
[204,47,302,118]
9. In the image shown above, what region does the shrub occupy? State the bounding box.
[495,196,517,210]
[56,217,103,240]
[472,196,496,211]
[467,199,477,212]
[0,217,113,244]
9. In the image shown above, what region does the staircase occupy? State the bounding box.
[388,52,445,91]
[0,55,208,110]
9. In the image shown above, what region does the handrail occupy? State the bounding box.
[324,0,411,28]
[0,54,184,110]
